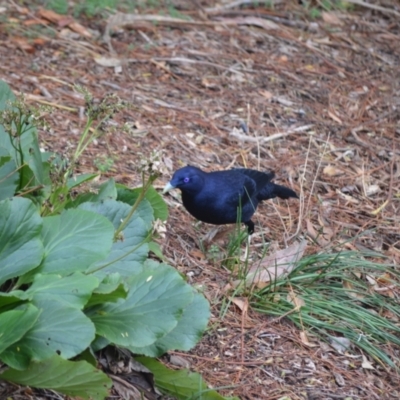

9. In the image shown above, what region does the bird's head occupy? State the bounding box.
[163,165,204,195]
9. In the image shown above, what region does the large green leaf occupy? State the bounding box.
[86,273,127,307]
[0,81,16,160]
[0,148,19,200]
[20,125,47,186]
[40,208,114,275]
[0,291,27,309]
[25,272,99,309]
[0,355,112,400]
[80,200,151,279]
[0,80,16,111]
[1,297,96,369]
[136,357,239,400]
[87,263,193,348]
[0,197,43,285]
[67,178,117,208]
[0,304,40,354]
[0,128,14,162]
[131,291,210,357]
[117,185,168,221]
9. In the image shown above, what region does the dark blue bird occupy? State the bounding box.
[163,166,298,234]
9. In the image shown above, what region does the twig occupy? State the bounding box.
[229,124,314,143]
[151,56,255,74]
[348,129,400,155]
[19,93,77,112]
[205,0,283,13]
[170,351,272,365]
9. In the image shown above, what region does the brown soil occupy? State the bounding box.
[0,1,399,399]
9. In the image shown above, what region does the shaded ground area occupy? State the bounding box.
[1,1,399,399]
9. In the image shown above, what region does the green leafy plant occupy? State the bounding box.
[0,80,222,400]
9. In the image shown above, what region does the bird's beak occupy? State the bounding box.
[163,181,175,194]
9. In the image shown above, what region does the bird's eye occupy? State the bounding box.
[183,177,190,183]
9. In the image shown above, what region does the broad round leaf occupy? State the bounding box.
[0,149,19,200]
[0,80,16,111]
[68,178,117,208]
[131,292,210,357]
[117,185,168,221]
[0,304,40,355]
[26,273,99,309]
[22,126,47,186]
[1,297,96,368]
[87,263,193,348]
[80,200,150,279]
[0,81,16,159]
[0,291,29,308]
[40,209,114,275]
[0,197,43,285]
[0,355,112,400]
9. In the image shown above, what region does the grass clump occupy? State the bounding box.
[251,250,400,369]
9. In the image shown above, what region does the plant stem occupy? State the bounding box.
[114,173,158,240]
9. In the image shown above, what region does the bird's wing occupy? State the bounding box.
[234,169,275,193]
[241,174,257,200]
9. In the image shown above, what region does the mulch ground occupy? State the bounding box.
[0,1,399,399]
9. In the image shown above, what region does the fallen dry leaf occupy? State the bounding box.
[13,37,36,54]
[365,184,381,197]
[38,8,91,38]
[258,89,273,99]
[322,12,343,25]
[94,56,122,67]
[230,297,249,313]
[286,291,305,308]
[68,21,92,38]
[23,18,48,26]
[300,331,317,347]
[220,16,280,31]
[189,248,205,260]
[376,272,394,285]
[38,9,66,24]
[343,279,365,300]
[328,110,342,124]
[169,355,191,368]
[329,336,351,353]
[362,355,375,370]
[323,165,344,176]
[334,373,345,386]
[244,240,307,287]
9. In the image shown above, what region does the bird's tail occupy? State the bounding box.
[259,183,298,200]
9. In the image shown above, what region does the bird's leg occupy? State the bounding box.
[241,220,254,261]
[242,232,252,261]
[244,220,255,235]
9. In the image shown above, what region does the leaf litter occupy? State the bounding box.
[0,0,400,399]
